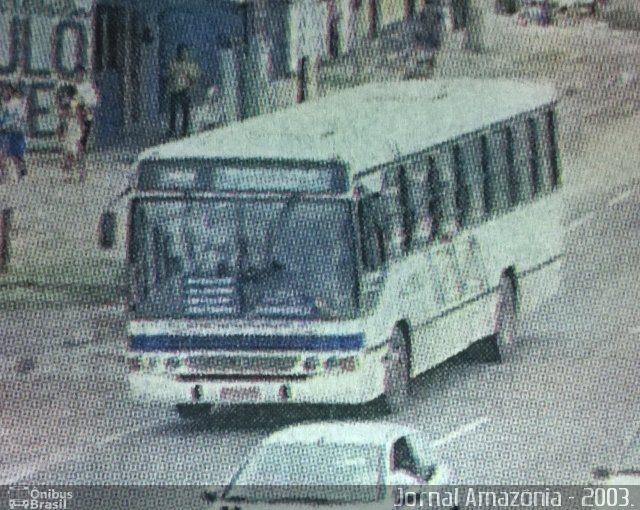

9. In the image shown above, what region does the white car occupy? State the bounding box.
[592,428,640,484]
[593,468,640,484]
[590,430,640,507]
[203,421,456,509]
[590,468,640,509]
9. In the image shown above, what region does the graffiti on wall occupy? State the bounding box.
[0,0,93,141]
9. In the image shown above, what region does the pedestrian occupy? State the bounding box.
[0,84,28,182]
[58,84,84,183]
[167,44,201,138]
[72,65,99,181]
[73,65,99,155]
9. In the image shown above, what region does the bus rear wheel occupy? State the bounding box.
[383,328,410,414]
[493,274,517,363]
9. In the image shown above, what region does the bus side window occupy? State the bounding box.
[485,129,511,215]
[480,134,495,217]
[545,109,561,189]
[398,165,414,251]
[463,137,487,225]
[358,193,387,271]
[408,157,431,245]
[534,108,560,194]
[382,166,414,255]
[406,158,429,246]
[451,143,472,229]
[434,149,458,236]
[424,155,444,239]
[503,126,519,207]
[512,120,534,203]
[526,116,542,197]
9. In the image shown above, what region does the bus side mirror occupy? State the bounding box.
[99,211,117,249]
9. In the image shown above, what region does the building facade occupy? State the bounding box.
[1,0,437,149]
[0,0,93,148]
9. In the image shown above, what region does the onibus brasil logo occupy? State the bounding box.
[7,487,72,509]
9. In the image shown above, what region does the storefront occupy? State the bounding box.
[0,0,93,149]
[1,0,429,150]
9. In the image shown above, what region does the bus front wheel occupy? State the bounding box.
[383,328,410,414]
[494,274,518,363]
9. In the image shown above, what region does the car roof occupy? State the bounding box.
[262,421,417,447]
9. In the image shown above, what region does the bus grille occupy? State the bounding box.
[186,355,299,373]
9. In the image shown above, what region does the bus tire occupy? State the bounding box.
[493,273,518,363]
[383,328,410,414]
[176,403,212,419]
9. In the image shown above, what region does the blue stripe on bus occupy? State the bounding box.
[129,333,364,352]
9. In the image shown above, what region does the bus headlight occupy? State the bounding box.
[339,356,357,372]
[127,356,159,372]
[127,356,142,372]
[324,356,339,371]
[164,356,182,370]
[303,356,320,373]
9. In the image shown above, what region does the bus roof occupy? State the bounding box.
[139,79,556,176]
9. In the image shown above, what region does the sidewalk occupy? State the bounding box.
[0,148,137,307]
[433,15,640,192]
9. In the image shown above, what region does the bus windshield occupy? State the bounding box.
[128,196,358,320]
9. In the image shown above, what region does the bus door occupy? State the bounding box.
[451,232,488,299]
[356,188,388,312]
[416,147,489,311]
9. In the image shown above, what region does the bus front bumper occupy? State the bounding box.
[127,347,387,406]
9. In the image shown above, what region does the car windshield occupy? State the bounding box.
[224,442,384,503]
[128,196,358,319]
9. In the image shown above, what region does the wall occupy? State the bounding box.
[157,3,245,110]
[0,0,94,148]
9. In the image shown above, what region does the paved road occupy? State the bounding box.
[1,115,639,510]
[2,171,639,495]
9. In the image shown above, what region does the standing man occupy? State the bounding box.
[168,44,201,138]
[73,65,98,181]
[57,84,84,183]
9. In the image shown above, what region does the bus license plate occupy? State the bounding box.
[220,386,260,402]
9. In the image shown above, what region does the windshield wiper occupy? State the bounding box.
[237,193,300,285]
[239,259,285,283]
[264,192,301,258]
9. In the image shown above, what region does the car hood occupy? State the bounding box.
[602,472,640,485]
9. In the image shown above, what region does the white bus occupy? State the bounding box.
[119,79,564,414]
